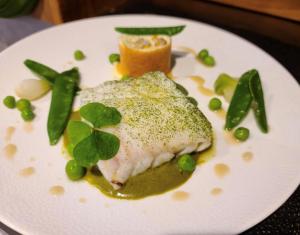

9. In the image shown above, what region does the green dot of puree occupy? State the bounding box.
[109,53,120,64]
[74,50,85,61]
[177,154,196,172]
[3,96,16,109]
[203,55,215,66]
[209,97,222,111]
[234,127,250,142]
[16,98,31,111]
[198,49,209,59]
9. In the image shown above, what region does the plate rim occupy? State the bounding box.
[0,13,299,235]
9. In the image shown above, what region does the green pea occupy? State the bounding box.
[209,97,222,111]
[3,96,16,109]
[177,154,196,172]
[74,50,85,61]
[234,127,250,141]
[65,160,86,180]
[203,55,215,66]
[21,108,35,121]
[109,53,120,64]
[198,49,209,59]
[16,99,31,111]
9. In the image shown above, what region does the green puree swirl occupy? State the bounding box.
[84,147,214,199]
[85,158,192,199]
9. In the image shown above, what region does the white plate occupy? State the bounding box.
[0,14,300,235]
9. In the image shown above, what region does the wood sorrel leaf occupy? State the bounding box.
[94,130,120,160]
[73,130,120,166]
[79,102,122,128]
[73,133,99,167]
[66,120,92,156]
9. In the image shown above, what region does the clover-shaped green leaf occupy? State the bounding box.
[79,102,122,128]
[66,120,92,156]
[73,133,99,167]
[73,131,120,167]
[68,103,122,167]
[94,131,120,160]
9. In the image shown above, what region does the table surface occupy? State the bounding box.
[0,15,299,235]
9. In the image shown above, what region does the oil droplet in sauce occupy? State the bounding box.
[49,185,65,196]
[5,126,15,142]
[210,187,223,196]
[215,108,226,119]
[214,163,230,178]
[62,61,74,70]
[23,122,33,133]
[29,157,36,162]
[197,143,216,165]
[19,167,35,177]
[242,152,253,162]
[190,76,214,96]
[79,197,87,203]
[3,144,17,159]
[172,191,190,201]
[223,130,239,145]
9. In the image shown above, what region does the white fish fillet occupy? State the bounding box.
[80,72,212,189]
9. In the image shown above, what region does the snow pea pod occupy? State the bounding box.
[24,60,81,91]
[249,70,268,133]
[225,70,253,130]
[62,68,81,92]
[47,71,79,145]
[115,25,185,36]
[24,59,58,85]
[61,67,79,80]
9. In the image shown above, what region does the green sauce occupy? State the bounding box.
[85,158,192,199]
[64,112,215,200]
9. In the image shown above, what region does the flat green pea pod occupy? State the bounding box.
[61,67,79,80]
[24,59,58,85]
[115,25,185,36]
[47,70,79,145]
[249,70,268,133]
[61,67,81,92]
[225,70,254,130]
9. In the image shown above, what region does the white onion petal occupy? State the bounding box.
[15,79,51,101]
